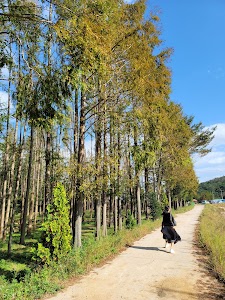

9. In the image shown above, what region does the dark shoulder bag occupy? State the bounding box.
[170,213,177,226]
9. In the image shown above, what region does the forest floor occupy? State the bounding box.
[45,205,225,300]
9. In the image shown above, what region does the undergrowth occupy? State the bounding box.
[0,204,194,300]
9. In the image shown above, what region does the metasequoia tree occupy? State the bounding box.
[0,0,70,243]
[54,0,133,245]
[0,58,11,240]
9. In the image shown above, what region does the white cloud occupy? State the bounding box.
[208,123,225,148]
[193,123,225,183]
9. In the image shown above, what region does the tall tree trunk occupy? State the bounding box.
[95,92,102,240]
[114,196,118,233]
[27,134,38,235]
[102,195,107,236]
[44,0,53,213]
[4,119,18,239]
[20,125,34,245]
[117,132,122,230]
[136,182,141,224]
[73,92,86,248]
[109,188,113,228]
[102,102,107,237]
[0,62,11,240]
[168,189,172,209]
[134,125,141,225]
[8,126,25,255]
[127,132,133,216]
[34,145,42,230]
[73,89,79,157]
[44,131,51,213]
[109,116,114,228]
[71,89,79,237]
[144,167,149,219]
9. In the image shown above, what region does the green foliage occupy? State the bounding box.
[0,264,61,300]
[148,192,162,220]
[0,205,192,300]
[15,70,70,129]
[160,192,168,208]
[37,183,72,264]
[198,175,225,200]
[0,217,163,300]
[0,259,31,282]
[36,243,51,265]
[0,43,13,68]
[189,120,215,156]
[125,211,136,229]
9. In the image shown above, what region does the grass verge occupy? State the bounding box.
[199,203,225,282]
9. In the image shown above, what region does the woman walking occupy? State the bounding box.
[161,205,181,253]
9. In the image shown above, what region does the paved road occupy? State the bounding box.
[46,205,225,300]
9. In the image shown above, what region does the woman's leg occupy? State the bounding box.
[170,242,175,253]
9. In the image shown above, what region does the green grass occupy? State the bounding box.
[199,203,225,281]
[0,204,194,300]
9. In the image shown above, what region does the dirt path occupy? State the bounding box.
[46,205,225,300]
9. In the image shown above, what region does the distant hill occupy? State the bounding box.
[198,176,225,200]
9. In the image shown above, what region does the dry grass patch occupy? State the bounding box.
[199,204,225,281]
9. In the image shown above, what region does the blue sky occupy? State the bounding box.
[125,0,225,183]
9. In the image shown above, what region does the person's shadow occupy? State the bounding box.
[129,246,167,252]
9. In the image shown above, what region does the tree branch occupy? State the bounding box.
[0,13,52,24]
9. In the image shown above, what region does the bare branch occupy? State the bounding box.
[15,36,42,77]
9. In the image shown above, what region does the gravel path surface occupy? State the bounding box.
[46,205,225,300]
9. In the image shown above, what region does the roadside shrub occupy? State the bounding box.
[36,183,72,264]
[148,192,162,220]
[125,211,136,229]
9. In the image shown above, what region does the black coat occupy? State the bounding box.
[161,226,181,243]
[162,211,176,226]
[161,211,181,243]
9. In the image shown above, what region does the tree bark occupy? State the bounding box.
[0,66,11,240]
[20,125,34,245]
[4,119,18,239]
[73,92,86,248]
[134,125,141,225]
[8,125,25,254]
[102,102,107,237]
[34,144,42,230]
[117,132,122,230]
[95,90,102,239]
[27,134,38,235]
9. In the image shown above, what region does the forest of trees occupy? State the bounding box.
[0,0,214,252]
[198,176,225,200]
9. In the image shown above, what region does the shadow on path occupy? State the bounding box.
[129,246,167,252]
